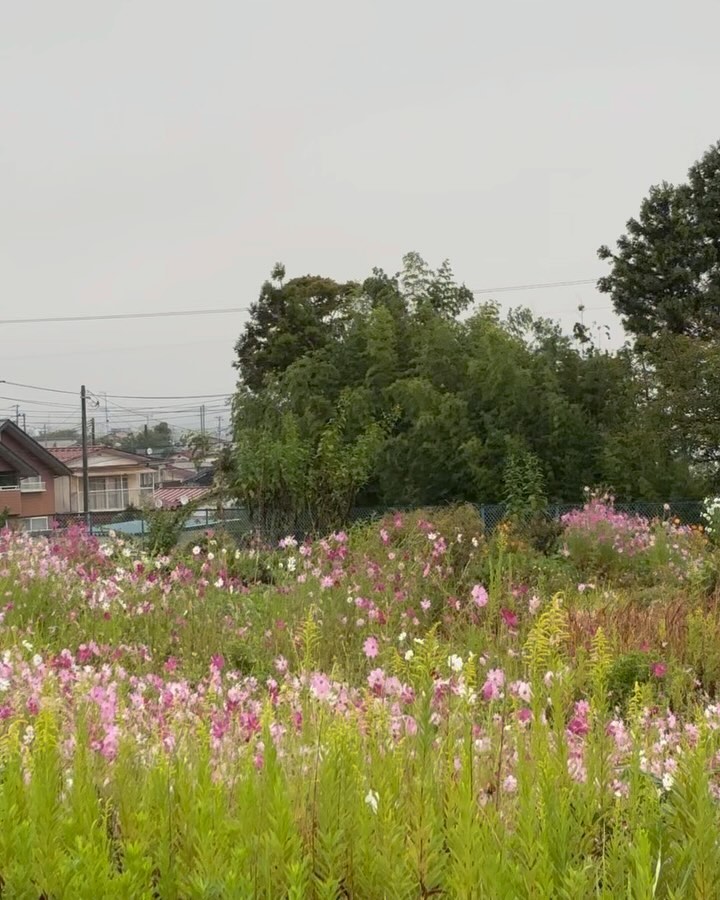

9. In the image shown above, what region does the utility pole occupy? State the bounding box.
[21,413,26,431]
[14,405,20,426]
[80,385,91,531]
[91,418,96,443]
[200,404,206,435]
[217,416,222,439]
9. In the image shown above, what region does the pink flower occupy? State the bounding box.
[363,636,379,659]
[652,662,667,678]
[309,672,331,701]
[481,668,505,701]
[320,575,334,590]
[471,584,488,608]
[211,654,224,671]
[275,655,289,675]
[367,668,386,695]
[501,608,518,629]
[420,599,431,612]
[502,774,518,793]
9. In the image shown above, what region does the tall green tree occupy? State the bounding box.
[598,141,720,480]
[233,266,356,393]
[598,141,720,342]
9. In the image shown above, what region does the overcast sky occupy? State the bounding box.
[1,0,719,434]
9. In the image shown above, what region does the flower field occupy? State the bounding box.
[2,503,720,897]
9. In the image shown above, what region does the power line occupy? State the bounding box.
[0,380,78,396]
[0,307,248,326]
[103,391,232,401]
[470,278,599,294]
[0,380,233,402]
[0,277,605,328]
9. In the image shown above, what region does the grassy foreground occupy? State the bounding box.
[1,503,720,897]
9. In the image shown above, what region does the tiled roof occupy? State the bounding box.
[153,486,211,509]
[49,445,154,465]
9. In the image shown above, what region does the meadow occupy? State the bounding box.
[2,499,720,898]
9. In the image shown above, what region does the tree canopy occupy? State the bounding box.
[228,253,705,528]
[598,141,720,343]
[599,140,720,469]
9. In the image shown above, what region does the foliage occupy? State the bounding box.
[598,140,720,342]
[143,494,212,556]
[231,256,702,509]
[116,421,174,456]
[185,430,214,470]
[1,507,720,894]
[598,141,720,477]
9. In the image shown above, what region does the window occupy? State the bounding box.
[140,472,155,489]
[20,476,45,492]
[0,474,19,490]
[25,516,49,533]
[88,475,129,511]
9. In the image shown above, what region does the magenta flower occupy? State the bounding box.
[363,636,379,659]
[367,668,386,694]
[652,662,667,678]
[501,608,519,629]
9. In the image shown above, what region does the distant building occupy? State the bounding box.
[0,420,72,531]
[49,446,157,517]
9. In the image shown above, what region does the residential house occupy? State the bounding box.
[0,420,72,532]
[50,446,158,519]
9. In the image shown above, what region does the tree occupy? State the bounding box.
[598,142,720,477]
[233,266,357,393]
[186,431,213,470]
[598,141,720,342]
[229,255,702,524]
[117,422,174,456]
[40,428,80,442]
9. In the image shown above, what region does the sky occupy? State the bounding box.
[1,0,719,436]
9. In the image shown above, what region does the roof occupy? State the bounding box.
[159,465,196,484]
[184,467,215,487]
[50,445,155,465]
[153,486,212,509]
[0,420,73,476]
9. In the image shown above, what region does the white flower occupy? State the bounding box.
[365,789,379,814]
[214,578,224,589]
[404,649,414,661]
[448,654,464,673]
[287,557,297,572]
[398,631,407,643]
[662,772,674,791]
[207,552,215,561]
[32,654,43,668]
[472,537,479,548]
[0,678,9,693]
[192,546,201,557]
[23,726,35,745]
[22,641,33,652]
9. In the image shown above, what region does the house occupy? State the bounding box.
[49,446,158,519]
[0,420,72,532]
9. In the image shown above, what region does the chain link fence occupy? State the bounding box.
[33,499,704,546]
